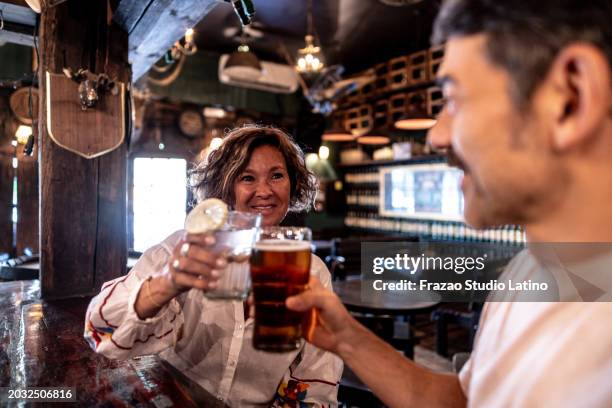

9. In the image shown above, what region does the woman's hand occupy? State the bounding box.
[163,232,227,294]
[135,232,226,319]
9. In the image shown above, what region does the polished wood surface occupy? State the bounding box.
[0,279,226,407]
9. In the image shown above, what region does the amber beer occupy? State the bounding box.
[251,228,312,352]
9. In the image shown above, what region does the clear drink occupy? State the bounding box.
[204,211,261,300]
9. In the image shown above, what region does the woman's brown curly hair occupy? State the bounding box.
[189,125,318,212]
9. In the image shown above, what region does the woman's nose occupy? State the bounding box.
[254,180,273,197]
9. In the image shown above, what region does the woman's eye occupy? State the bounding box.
[271,172,285,180]
[240,175,254,182]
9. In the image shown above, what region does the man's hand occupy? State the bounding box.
[286,276,360,355]
[288,276,466,408]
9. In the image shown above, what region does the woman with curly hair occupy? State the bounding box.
[85,126,342,407]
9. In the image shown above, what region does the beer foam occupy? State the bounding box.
[255,239,311,252]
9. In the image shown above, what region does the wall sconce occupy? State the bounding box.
[149,28,198,86]
[14,124,35,155]
[15,125,33,145]
[172,28,197,58]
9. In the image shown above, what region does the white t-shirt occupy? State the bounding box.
[460,249,612,407]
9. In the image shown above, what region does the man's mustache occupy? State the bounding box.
[446,148,465,171]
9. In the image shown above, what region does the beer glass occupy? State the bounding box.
[251,227,312,352]
[204,211,262,300]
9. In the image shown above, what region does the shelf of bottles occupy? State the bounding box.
[343,168,527,245]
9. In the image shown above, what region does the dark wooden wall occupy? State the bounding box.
[38,1,129,298]
[0,90,39,258]
[0,93,13,257]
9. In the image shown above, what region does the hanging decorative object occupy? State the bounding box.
[178,110,205,138]
[62,68,118,110]
[148,28,197,87]
[295,0,325,75]
[10,87,39,124]
[46,70,126,159]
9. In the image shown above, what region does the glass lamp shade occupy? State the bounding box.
[357,135,391,145]
[322,131,355,142]
[395,117,437,130]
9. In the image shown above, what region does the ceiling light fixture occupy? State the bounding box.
[394,92,437,130]
[224,42,262,77]
[321,123,354,142]
[395,117,437,130]
[322,132,355,142]
[296,0,324,74]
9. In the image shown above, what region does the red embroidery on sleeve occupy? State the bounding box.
[98,274,131,328]
[109,326,175,350]
[289,366,339,386]
[107,311,177,350]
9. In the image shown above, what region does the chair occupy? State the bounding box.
[431,303,482,357]
[338,366,385,408]
[452,352,471,373]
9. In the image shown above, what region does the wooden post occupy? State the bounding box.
[38,1,129,298]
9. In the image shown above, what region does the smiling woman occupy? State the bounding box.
[189,125,318,226]
[84,124,342,407]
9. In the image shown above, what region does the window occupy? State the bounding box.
[132,158,188,252]
[12,158,17,252]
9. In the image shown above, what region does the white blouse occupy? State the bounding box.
[85,230,343,407]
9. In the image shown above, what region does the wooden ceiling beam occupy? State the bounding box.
[0,1,36,46]
[113,0,219,80]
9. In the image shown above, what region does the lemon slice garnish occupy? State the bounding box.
[184,198,229,233]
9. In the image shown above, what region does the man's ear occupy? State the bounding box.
[547,43,611,151]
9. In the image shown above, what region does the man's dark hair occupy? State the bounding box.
[433,0,612,106]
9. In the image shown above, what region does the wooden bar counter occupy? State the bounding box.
[0,279,225,407]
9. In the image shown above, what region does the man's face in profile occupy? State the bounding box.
[428,34,565,229]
